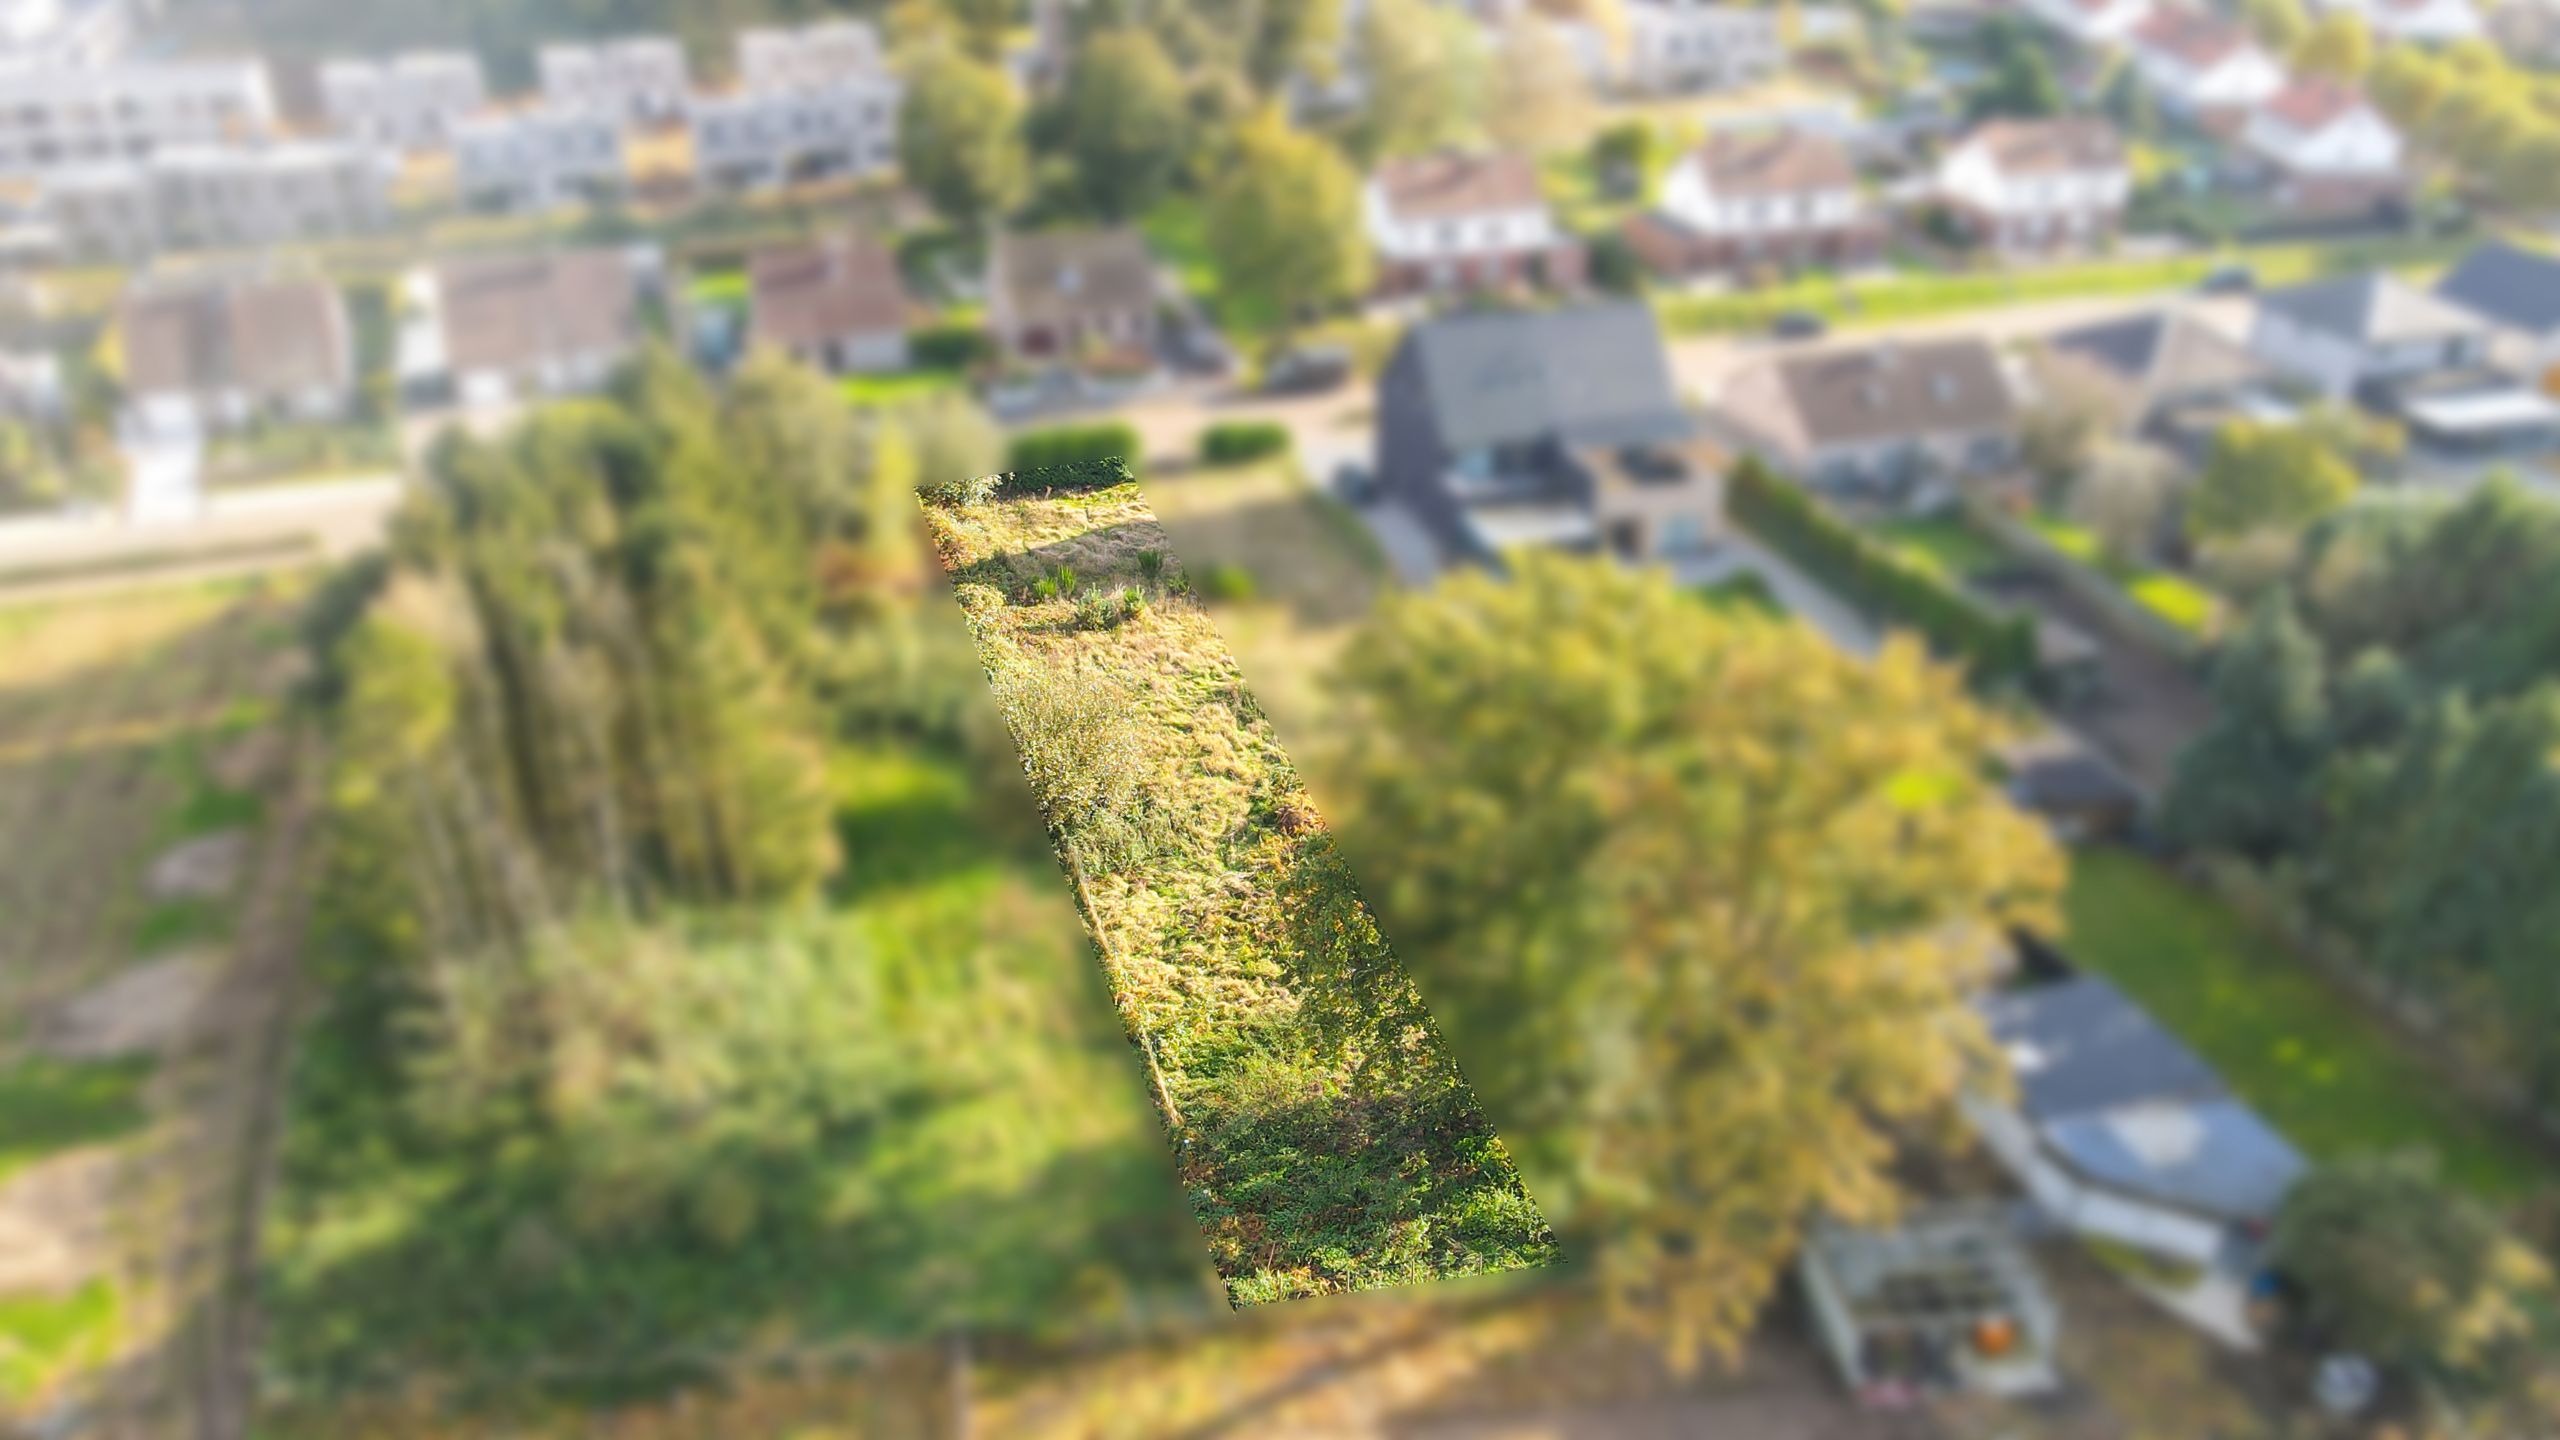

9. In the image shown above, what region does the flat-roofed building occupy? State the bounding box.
[317,51,487,151]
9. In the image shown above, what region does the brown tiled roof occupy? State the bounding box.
[1964,117,2126,176]
[1694,130,1856,197]
[436,250,636,375]
[1372,150,1546,220]
[121,274,349,400]
[749,236,910,350]
[990,227,1158,328]
[2261,78,2367,131]
[1774,339,2017,446]
[2131,7,2251,65]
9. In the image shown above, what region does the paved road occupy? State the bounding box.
[0,475,405,602]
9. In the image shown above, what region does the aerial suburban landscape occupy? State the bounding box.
[1,0,2558,1433]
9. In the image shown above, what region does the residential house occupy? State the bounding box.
[2127,8,2286,129]
[453,106,626,212]
[2249,271,2489,400]
[0,58,272,176]
[2435,242,2560,392]
[117,269,353,434]
[2038,307,2267,433]
[2239,79,2406,216]
[1376,302,1724,563]
[736,18,885,89]
[746,236,910,374]
[536,37,689,124]
[43,141,392,260]
[1934,118,2130,255]
[1626,129,1881,276]
[1618,0,1785,93]
[1364,150,1583,296]
[0,0,130,68]
[316,51,487,151]
[1967,974,2306,1266]
[1719,338,2021,499]
[2022,0,2155,50]
[987,227,1162,366]
[406,249,645,407]
[2488,0,2560,63]
[2312,0,2483,42]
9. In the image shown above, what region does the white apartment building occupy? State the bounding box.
[736,18,884,90]
[1620,0,1784,94]
[43,141,390,259]
[1936,118,2131,255]
[317,51,487,151]
[0,0,129,68]
[537,36,688,123]
[454,106,625,212]
[688,80,898,192]
[0,57,273,177]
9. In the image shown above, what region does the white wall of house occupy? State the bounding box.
[0,58,273,175]
[737,19,884,90]
[2243,105,2403,178]
[1940,143,2131,224]
[1362,189,1559,263]
[1621,0,1783,93]
[688,77,899,192]
[455,108,624,211]
[536,38,688,123]
[42,142,390,258]
[2251,309,2485,398]
[2024,0,2155,47]
[1660,162,1864,237]
[318,52,486,150]
[2135,45,2286,117]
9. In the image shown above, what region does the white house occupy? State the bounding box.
[2240,79,2406,215]
[317,51,487,152]
[0,0,130,68]
[736,18,885,90]
[1363,150,1584,295]
[1619,0,1784,94]
[119,269,354,435]
[2128,8,2286,126]
[0,57,272,177]
[43,141,392,260]
[1935,118,2130,255]
[2022,0,2155,49]
[1968,976,2306,1269]
[2314,0,2483,42]
[453,106,625,212]
[2250,271,2491,399]
[1631,129,1881,275]
[536,36,689,123]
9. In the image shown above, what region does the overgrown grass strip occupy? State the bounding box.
[923,464,1557,1306]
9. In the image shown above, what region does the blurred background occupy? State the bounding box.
[3,0,2560,1434]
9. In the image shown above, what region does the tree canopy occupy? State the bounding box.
[1060,26,1189,219]
[2188,420,2361,545]
[897,45,1031,228]
[1354,0,1488,159]
[1326,554,2064,1365]
[1205,109,1372,334]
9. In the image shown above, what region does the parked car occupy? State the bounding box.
[1770,309,1830,341]
[1332,459,1379,505]
[2197,264,2256,296]
[1263,344,1351,395]
[1164,315,1235,377]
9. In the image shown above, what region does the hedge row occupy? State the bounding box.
[1007,422,1142,492]
[908,322,995,371]
[1199,421,1291,465]
[1725,457,2037,683]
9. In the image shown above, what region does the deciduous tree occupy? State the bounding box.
[898,46,1031,228]
[1354,0,1487,159]
[1062,26,1189,218]
[2187,420,2359,545]
[1486,17,1591,156]
[1205,109,1371,335]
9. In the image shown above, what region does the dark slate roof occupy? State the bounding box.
[2044,1098,2306,1222]
[1981,974,2224,1119]
[1776,338,2017,447]
[2047,310,2262,397]
[2259,272,2484,345]
[2434,242,2560,338]
[1403,302,1688,453]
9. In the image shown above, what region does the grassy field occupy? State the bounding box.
[1877,515,2009,581]
[2024,515,2222,639]
[2063,849,2556,1200]
[1657,233,2475,336]
[838,368,969,407]
[924,476,1554,1304]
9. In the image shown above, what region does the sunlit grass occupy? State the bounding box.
[0,1279,122,1408]
[0,1058,153,1185]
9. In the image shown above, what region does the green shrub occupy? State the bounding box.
[1198,563,1258,603]
[1724,458,2037,684]
[908,322,995,371]
[917,472,1000,508]
[1136,548,1168,589]
[1007,424,1141,491]
[988,657,1159,873]
[1199,422,1291,466]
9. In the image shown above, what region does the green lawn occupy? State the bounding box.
[2062,849,2555,1200]
[837,369,967,407]
[1539,151,1645,236]
[1658,233,2475,337]
[2024,515,2221,639]
[0,1058,153,1184]
[0,1279,121,1409]
[688,267,750,307]
[1877,515,2007,580]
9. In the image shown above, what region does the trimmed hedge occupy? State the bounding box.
[1199,421,1290,466]
[908,322,995,371]
[1725,457,2037,684]
[1006,422,1141,493]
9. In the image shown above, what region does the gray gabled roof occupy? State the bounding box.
[1403,302,1688,453]
[2048,310,2264,399]
[1981,974,2225,1119]
[2259,272,2486,345]
[2434,242,2560,338]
